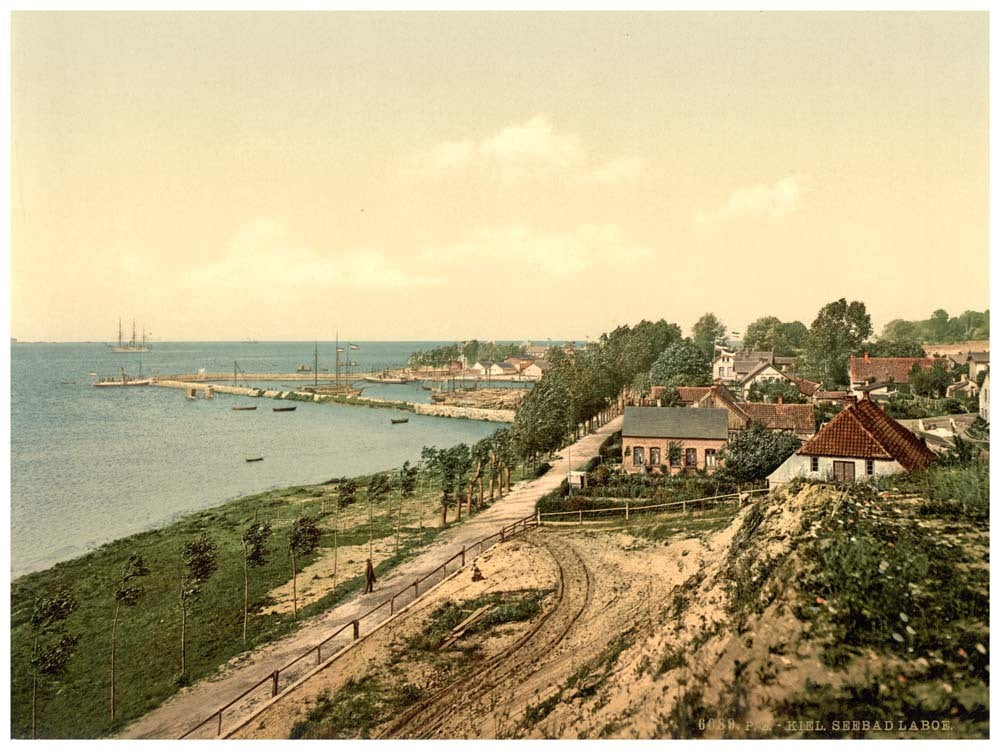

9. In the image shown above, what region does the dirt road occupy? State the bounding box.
[118,415,621,739]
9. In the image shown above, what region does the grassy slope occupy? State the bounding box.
[10,465,520,739]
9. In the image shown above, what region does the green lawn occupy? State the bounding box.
[10,471,480,739]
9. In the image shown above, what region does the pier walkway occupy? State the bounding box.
[117,414,622,739]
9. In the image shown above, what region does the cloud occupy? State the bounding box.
[418,115,642,184]
[421,223,652,278]
[697,175,805,223]
[188,219,443,291]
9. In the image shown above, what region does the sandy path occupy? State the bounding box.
[117,415,622,739]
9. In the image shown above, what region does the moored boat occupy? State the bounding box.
[232,405,258,411]
[273,406,297,412]
[390,417,409,424]
[245,456,264,462]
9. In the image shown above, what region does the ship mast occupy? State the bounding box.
[118,319,123,349]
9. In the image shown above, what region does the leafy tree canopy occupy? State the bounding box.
[649,339,711,387]
[718,423,801,483]
[742,316,808,356]
[692,313,726,359]
[801,298,872,387]
[745,379,808,404]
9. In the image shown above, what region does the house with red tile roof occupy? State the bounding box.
[689,384,815,439]
[767,395,935,487]
[849,354,937,397]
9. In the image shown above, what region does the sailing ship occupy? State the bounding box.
[110,319,151,353]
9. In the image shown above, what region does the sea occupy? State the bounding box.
[9,341,536,578]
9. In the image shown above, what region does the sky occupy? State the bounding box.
[9,11,989,342]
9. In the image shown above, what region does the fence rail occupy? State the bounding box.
[537,488,769,524]
[179,512,539,739]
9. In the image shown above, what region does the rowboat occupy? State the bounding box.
[273,406,297,412]
[245,456,264,463]
[232,405,258,411]
[391,417,409,424]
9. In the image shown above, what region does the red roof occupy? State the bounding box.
[740,402,815,436]
[792,377,822,397]
[676,386,711,405]
[849,356,935,385]
[798,398,936,471]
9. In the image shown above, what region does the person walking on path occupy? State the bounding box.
[364,558,377,593]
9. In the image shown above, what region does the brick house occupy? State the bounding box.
[621,406,727,475]
[767,395,935,487]
[692,384,814,439]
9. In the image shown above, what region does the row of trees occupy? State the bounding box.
[882,308,989,345]
[406,340,528,369]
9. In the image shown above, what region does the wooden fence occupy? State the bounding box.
[536,488,769,525]
[178,512,539,739]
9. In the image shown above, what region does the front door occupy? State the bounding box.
[833,460,855,482]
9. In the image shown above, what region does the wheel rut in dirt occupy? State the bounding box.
[377,533,593,739]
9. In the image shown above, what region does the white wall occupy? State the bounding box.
[768,454,905,488]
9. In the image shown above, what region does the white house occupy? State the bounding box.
[523,359,551,379]
[979,373,989,423]
[768,395,936,488]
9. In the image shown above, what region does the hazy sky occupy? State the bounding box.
[10,11,989,342]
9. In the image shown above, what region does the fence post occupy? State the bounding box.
[414,580,419,597]
[217,710,223,736]
[682,500,686,514]
[461,546,466,566]
[578,509,583,525]
[625,501,629,522]
[317,645,322,665]
[536,509,541,527]
[352,620,359,640]
[271,670,279,697]
[390,596,395,615]
[500,527,505,542]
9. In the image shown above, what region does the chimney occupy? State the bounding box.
[844,395,858,407]
[864,351,870,363]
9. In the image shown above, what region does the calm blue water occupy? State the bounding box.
[9,341,519,577]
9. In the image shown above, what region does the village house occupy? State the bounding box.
[945,374,979,399]
[524,344,551,359]
[691,384,815,439]
[848,354,937,397]
[767,395,935,488]
[621,406,728,476]
[980,373,989,423]
[523,359,551,379]
[489,361,518,377]
[967,352,990,381]
[470,360,492,375]
[712,347,774,383]
[503,356,533,374]
[792,376,822,398]
[922,340,990,360]
[736,360,792,397]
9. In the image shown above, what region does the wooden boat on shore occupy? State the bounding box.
[273,406,297,412]
[390,417,409,424]
[232,405,258,411]
[245,456,264,462]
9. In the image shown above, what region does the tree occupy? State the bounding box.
[802,299,872,387]
[289,517,321,619]
[909,361,953,398]
[110,553,149,720]
[180,534,218,675]
[742,317,808,356]
[337,478,358,508]
[396,461,418,553]
[718,423,801,483]
[927,308,952,343]
[649,339,711,387]
[366,474,391,556]
[692,313,726,360]
[29,589,79,738]
[241,522,272,642]
[745,379,808,404]
[862,339,926,358]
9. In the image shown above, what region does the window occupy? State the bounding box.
[705,449,716,467]
[865,459,874,476]
[685,448,697,467]
[649,447,661,466]
[810,456,819,472]
[633,446,645,466]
